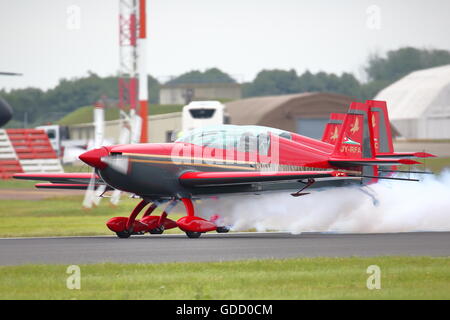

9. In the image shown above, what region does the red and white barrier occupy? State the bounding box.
[0,129,63,179]
[0,130,22,179]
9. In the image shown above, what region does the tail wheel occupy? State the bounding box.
[186,231,202,239]
[116,231,131,238]
[216,226,230,233]
[149,226,165,234]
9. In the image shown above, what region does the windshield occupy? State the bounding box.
[188,108,216,119]
[175,125,291,154]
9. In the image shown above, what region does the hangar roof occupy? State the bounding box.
[375,64,450,120]
[225,92,353,126]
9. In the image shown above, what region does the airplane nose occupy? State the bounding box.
[79,147,109,169]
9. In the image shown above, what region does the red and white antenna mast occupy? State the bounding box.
[137,0,148,143]
[118,0,148,143]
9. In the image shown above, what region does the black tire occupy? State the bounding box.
[186,231,202,238]
[116,231,131,238]
[149,226,164,234]
[216,226,230,233]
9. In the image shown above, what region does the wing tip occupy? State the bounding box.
[12,173,27,180]
[398,159,422,165]
[413,152,436,158]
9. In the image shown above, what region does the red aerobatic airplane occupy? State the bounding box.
[14,100,435,238]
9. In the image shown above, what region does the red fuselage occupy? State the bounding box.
[79,130,356,200]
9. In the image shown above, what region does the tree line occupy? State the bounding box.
[1,73,159,128]
[2,47,450,128]
[242,47,450,100]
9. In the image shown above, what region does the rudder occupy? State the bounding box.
[365,100,394,155]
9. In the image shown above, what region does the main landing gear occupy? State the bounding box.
[106,198,229,239]
[106,200,178,239]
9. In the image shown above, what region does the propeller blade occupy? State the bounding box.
[82,155,129,208]
[93,184,107,206]
[110,189,122,206]
[82,169,97,209]
[101,155,130,174]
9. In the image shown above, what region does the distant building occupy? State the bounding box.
[159,83,242,105]
[225,92,354,139]
[375,65,450,139]
[68,112,182,144]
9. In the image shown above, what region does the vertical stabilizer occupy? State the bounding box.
[365,100,394,155]
[322,113,346,145]
[332,102,374,159]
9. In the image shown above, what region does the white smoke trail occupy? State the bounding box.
[197,170,450,233]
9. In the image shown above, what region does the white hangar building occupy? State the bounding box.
[375,65,450,139]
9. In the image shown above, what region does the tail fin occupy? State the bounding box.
[365,100,394,155]
[330,101,379,184]
[330,100,425,184]
[322,113,346,145]
[332,102,373,159]
[331,100,399,159]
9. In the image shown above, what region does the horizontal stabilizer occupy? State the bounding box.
[346,174,420,182]
[329,158,422,167]
[179,170,348,187]
[378,169,434,175]
[376,152,436,158]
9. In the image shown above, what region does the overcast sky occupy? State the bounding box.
[1,0,449,91]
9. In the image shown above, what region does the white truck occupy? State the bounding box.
[35,124,66,157]
[36,124,87,163]
[181,101,229,133]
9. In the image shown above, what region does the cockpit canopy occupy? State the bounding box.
[175,125,291,155]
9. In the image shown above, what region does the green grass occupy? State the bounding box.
[57,104,183,125]
[62,164,92,173]
[57,105,121,125]
[0,256,448,299]
[0,179,36,189]
[149,104,183,116]
[0,196,183,237]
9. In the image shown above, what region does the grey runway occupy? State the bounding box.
[0,232,449,266]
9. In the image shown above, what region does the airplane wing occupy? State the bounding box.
[13,173,108,190]
[179,170,348,187]
[34,183,113,190]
